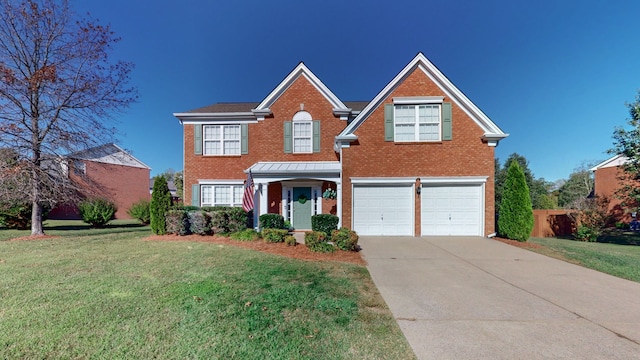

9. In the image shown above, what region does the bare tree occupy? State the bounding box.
[0,0,136,235]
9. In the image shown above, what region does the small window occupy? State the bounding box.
[200,185,243,207]
[203,125,241,155]
[395,104,441,142]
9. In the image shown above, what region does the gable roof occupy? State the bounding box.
[590,154,628,171]
[174,63,361,123]
[336,53,508,147]
[254,62,353,120]
[67,143,151,169]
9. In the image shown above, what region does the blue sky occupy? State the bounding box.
[73,0,640,182]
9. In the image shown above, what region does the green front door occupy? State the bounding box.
[292,187,312,230]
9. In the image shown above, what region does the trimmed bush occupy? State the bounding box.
[166,210,189,235]
[231,228,260,241]
[78,198,117,228]
[311,214,339,239]
[331,227,359,251]
[305,231,335,253]
[227,207,248,233]
[284,235,297,246]
[209,210,228,234]
[259,213,285,229]
[498,161,534,241]
[262,228,288,243]
[127,199,151,224]
[575,225,599,242]
[188,211,211,235]
[150,176,172,235]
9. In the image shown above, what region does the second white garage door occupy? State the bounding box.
[421,185,483,236]
[353,184,414,236]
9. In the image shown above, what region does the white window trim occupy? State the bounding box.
[394,103,441,142]
[292,121,313,153]
[203,124,241,156]
[200,183,244,207]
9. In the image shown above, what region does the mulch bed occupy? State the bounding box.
[145,234,366,265]
[492,237,543,249]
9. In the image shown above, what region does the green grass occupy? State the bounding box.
[529,237,640,282]
[0,225,414,359]
[0,219,149,241]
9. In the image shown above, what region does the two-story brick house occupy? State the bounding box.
[174,53,508,236]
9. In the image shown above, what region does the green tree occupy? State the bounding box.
[498,160,534,241]
[609,91,640,208]
[557,167,594,208]
[174,171,183,200]
[0,0,136,235]
[495,153,553,210]
[150,176,172,235]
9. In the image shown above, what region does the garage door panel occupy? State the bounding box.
[421,185,483,236]
[353,185,413,236]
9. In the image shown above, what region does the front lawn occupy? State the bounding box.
[528,236,640,283]
[0,227,414,359]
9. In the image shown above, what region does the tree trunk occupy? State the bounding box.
[31,200,44,236]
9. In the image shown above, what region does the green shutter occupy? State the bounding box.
[312,120,320,152]
[284,121,292,153]
[191,184,200,207]
[384,104,394,141]
[442,102,452,141]
[241,124,248,154]
[194,125,202,155]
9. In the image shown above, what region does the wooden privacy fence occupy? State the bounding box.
[531,210,576,238]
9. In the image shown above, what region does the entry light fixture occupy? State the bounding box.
[416,186,421,195]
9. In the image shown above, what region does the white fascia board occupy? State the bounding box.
[255,63,348,112]
[482,133,510,147]
[393,96,444,104]
[420,176,488,185]
[174,112,257,124]
[350,177,417,184]
[590,154,627,171]
[111,144,152,169]
[198,179,244,185]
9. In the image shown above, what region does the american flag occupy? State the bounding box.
[242,171,254,212]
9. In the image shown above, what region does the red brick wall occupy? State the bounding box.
[593,166,637,221]
[184,75,344,207]
[49,160,150,220]
[341,68,496,235]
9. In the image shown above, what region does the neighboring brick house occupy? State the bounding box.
[174,53,508,236]
[49,144,151,220]
[590,154,635,221]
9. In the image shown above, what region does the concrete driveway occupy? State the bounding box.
[359,236,640,359]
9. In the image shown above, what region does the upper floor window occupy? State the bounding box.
[203,125,240,155]
[284,111,320,153]
[395,104,440,142]
[384,97,452,143]
[292,111,312,153]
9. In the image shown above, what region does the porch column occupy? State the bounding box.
[259,182,269,219]
[336,181,342,228]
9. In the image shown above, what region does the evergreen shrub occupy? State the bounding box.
[150,177,172,235]
[259,213,285,229]
[127,199,151,224]
[498,161,534,241]
[311,214,339,239]
[78,198,117,228]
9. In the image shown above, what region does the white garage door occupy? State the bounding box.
[421,185,483,236]
[353,184,414,236]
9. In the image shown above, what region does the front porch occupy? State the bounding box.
[248,161,341,230]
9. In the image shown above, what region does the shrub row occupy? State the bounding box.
[164,207,248,236]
